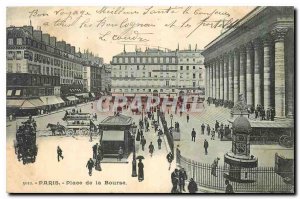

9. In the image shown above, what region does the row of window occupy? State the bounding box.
[113,56,177,64]
[112,72,202,79]
[7,37,81,63]
[112,88,176,93]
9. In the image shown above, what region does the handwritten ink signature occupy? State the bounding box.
[186,16,239,38]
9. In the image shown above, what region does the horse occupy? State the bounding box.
[46,123,66,136]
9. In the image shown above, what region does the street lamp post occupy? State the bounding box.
[170,114,173,128]
[131,122,137,177]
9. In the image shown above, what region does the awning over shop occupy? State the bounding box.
[75,93,89,98]
[7,90,12,96]
[102,130,124,141]
[112,93,124,97]
[40,96,59,105]
[66,96,79,101]
[56,96,65,104]
[135,94,148,97]
[125,93,135,97]
[26,99,44,108]
[7,99,24,108]
[20,100,36,109]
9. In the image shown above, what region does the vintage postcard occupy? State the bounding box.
[6,6,295,193]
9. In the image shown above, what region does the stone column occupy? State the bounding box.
[212,60,216,99]
[253,39,263,107]
[205,63,209,98]
[228,52,234,102]
[246,42,254,107]
[233,48,240,103]
[216,59,220,100]
[220,56,224,101]
[263,35,273,109]
[271,27,288,118]
[239,45,246,99]
[210,61,213,98]
[223,54,228,101]
[286,29,294,118]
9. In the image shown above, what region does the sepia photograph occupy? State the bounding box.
[5,4,295,194]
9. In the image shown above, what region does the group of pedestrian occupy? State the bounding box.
[87,143,103,176]
[254,104,275,121]
[171,168,191,193]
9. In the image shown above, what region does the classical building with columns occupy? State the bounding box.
[202,7,294,119]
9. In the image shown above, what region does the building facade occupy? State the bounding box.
[6,25,102,115]
[202,7,294,118]
[82,50,103,95]
[101,64,111,94]
[111,47,204,97]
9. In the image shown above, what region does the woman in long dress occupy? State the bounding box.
[138,159,144,182]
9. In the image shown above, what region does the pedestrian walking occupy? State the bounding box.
[86,158,94,176]
[188,178,198,193]
[225,179,234,193]
[207,124,211,136]
[191,128,196,142]
[136,129,141,141]
[138,159,144,182]
[187,114,189,123]
[211,128,215,140]
[95,153,102,171]
[171,169,179,193]
[149,142,154,157]
[157,136,162,150]
[166,152,174,170]
[57,146,64,162]
[141,136,146,151]
[204,139,209,155]
[179,168,188,192]
[201,123,205,134]
[92,143,98,159]
[211,157,220,177]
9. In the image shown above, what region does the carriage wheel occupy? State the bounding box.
[66,129,74,136]
[279,135,288,146]
[284,137,294,148]
[80,129,89,136]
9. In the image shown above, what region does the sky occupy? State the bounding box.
[7,6,254,63]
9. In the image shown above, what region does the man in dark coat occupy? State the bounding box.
[157,136,162,150]
[188,178,198,193]
[92,143,98,159]
[86,158,94,176]
[141,136,146,151]
[171,169,179,193]
[138,159,144,182]
[201,123,205,134]
[57,146,63,162]
[166,152,174,170]
[191,128,196,142]
[204,139,209,155]
[207,124,211,136]
[187,114,189,123]
[149,142,155,157]
[215,120,219,131]
[179,168,188,192]
[225,179,234,193]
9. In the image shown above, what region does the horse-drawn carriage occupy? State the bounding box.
[47,113,97,136]
[65,113,97,136]
[14,119,38,164]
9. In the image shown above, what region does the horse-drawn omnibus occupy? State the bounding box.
[65,113,97,136]
[14,119,38,164]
